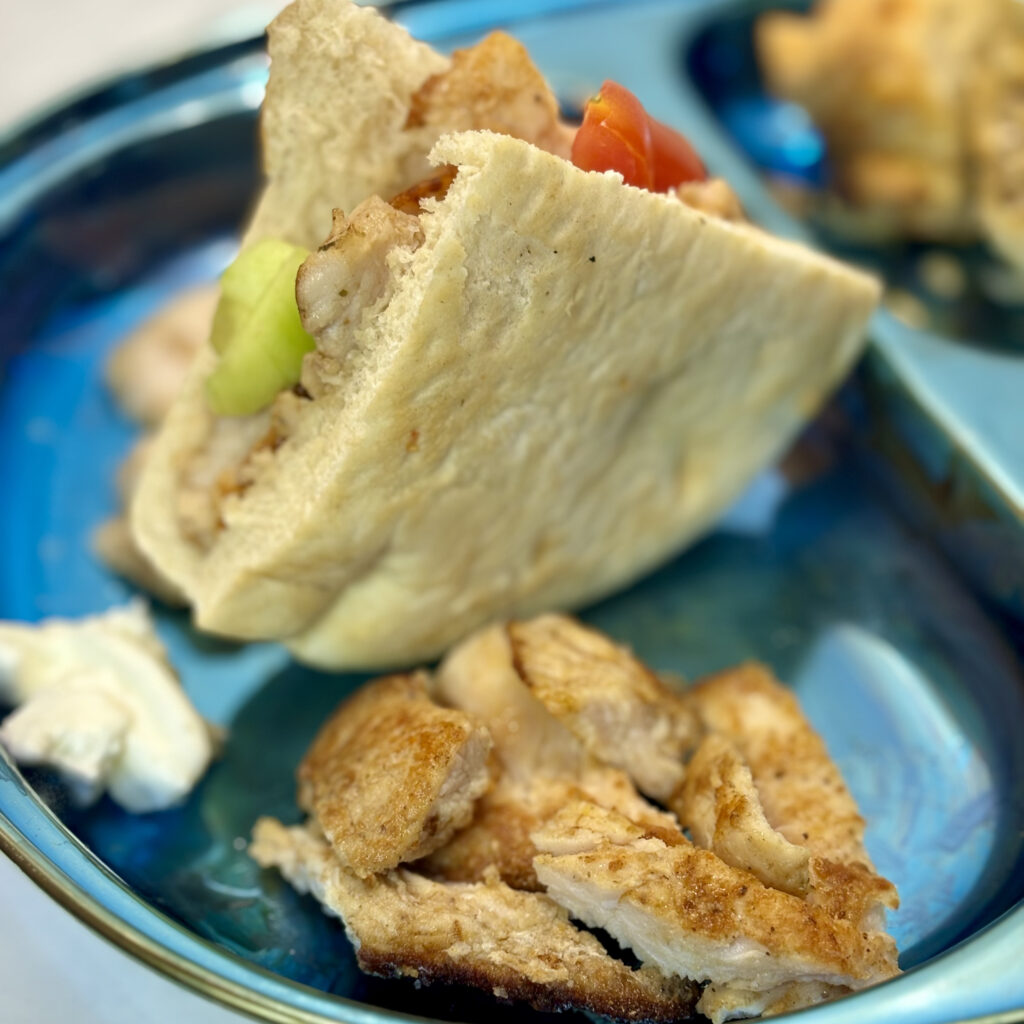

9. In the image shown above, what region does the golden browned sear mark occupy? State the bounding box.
[390,165,459,215]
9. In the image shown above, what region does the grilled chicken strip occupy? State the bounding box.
[697,979,852,1022]
[685,663,898,925]
[403,31,574,160]
[532,801,900,998]
[672,732,811,898]
[250,817,696,1022]
[298,671,492,876]
[672,664,899,1020]
[423,624,683,888]
[507,614,698,800]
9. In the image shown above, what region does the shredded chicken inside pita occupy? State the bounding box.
[250,615,899,1021]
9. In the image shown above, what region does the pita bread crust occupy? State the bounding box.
[244,0,448,248]
[135,128,877,668]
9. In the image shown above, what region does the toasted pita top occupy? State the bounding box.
[244,0,447,247]
[297,672,492,876]
[245,0,574,248]
[134,126,878,668]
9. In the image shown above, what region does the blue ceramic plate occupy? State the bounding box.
[1,3,1022,1023]
[666,0,1024,625]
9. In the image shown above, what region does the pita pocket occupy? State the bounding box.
[131,0,879,669]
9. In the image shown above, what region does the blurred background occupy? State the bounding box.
[1,0,282,133]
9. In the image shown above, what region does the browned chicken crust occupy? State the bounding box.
[298,672,492,876]
[425,623,683,889]
[404,32,575,159]
[684,664,898,1021]
[251,818,696,1022]
[757,0,1024,268]
[255,621,898,1022]
[686,664,898,918]
[533,801,899,993]
[673,732,811,898]
[508,615,698,800]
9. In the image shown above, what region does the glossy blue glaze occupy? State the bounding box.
[663,0,1024,620]
[1,3,1022,1023]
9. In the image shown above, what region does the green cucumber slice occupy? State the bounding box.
[205,240,314,416]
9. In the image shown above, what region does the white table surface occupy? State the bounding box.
[0,5,285,1021]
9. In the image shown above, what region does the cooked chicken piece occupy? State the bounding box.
[296,198,425,399]
[417,781,548,891]
[105,284,218,427]
[177,409,272,548]
[675,665,900,1019]
[185,195,428,535]
[757,0,1024,269]
[673,178,745,221]
[507,615,698,800]
[698,980,851,1022]
[388,164,459,216]
[970,26,1024,271]
[532,801,899,1001]
[672,733,810,898]
[420,770,683,891]
[434,623,587,781]
[298,672,492,877]
[250,817,697,1022]
[757,0,1002,240]
[427,625,683,887]
[685,663,898,925]
[404,32,575,161]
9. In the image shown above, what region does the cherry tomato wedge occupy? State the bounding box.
[571,80,706,192]
[647,116,706,192]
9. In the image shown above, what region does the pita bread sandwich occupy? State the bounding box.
[131,0,879,669]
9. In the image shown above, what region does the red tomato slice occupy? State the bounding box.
[648,116,706,191]
[571,80,655,189]
[571,80,706,193]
